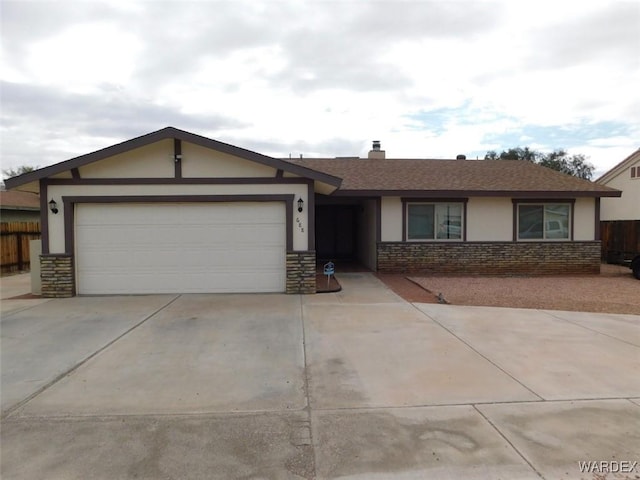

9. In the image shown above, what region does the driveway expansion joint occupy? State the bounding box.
[473,404,546,479]
[309,395,637,414]
[543,310,640,348]
[1,299,53,317]
[1,294,182,420]
[4,277,638,479]
[410,303,545,402]
[298,294,317,477]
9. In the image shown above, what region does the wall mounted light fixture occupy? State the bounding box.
[49,198,59,214]
[297,198,304,213]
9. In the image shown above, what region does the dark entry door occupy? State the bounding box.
[316,205,357,261]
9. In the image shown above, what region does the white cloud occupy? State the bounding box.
[1,0,638,175]
[25,23,142,94]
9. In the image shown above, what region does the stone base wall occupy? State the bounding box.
[377,241,601,275]
[286,251,316,294]
[40,254,75,297]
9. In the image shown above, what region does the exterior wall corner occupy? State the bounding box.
[40,253,75,298]
[286,251,316,294]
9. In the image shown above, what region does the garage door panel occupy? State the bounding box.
[79,224,283,245]
[80,272,285,294]
[76,203,286,294]
[232,224,283,241]
[77,224,179,243]
[79,247,285,270]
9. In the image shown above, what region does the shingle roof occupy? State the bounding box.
[0,190,40,210]
[287,158,620,197]
[0,125,621,200]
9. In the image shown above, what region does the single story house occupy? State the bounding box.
[0,190,41,222]
[5,127,620,297]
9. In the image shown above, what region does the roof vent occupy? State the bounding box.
[368,140,385,159]
[456,154,466,160]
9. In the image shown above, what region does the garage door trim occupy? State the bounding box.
[62,194,295,256]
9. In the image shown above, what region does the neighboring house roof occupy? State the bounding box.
[0,190,40,211]
[4,127,342,190]
[596,148,640,184]
[288,158,621,198]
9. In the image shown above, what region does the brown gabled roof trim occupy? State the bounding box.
[43,177,313,186]
[4,127,342,190]
[332,189,620,198]
[596,148,640,184]
[40,180,49,253]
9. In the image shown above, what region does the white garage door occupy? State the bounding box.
[75,203,286,294]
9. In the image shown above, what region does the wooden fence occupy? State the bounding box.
[600,220,640,263]
[1,222,41,275]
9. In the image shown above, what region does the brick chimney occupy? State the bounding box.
[368,140,385,159]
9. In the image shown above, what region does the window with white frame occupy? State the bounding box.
[517,203,570,240]
[407,203,463,240]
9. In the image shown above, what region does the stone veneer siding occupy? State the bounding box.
[286,251,316,294]
[377,241,601,275]
[40,254,75,297]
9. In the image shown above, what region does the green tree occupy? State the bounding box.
[538,150,594,180]
[485,147,540,162]
[484,147,594,180]
[2,165,37,180]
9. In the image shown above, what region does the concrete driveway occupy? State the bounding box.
[1,273,639,479]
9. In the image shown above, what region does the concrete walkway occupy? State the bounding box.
[1,273,639,479]
[0,273,49,316]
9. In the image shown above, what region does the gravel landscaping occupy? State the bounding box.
[400,264,639,315]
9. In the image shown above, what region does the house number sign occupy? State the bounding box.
[296,217,304,233]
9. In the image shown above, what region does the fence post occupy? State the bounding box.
[17,233,23,270]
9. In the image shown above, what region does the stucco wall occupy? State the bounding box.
[600,157,640,221]
[381,196,597,242]
[181,143,276,178]
[77,140,280,180]
[466,197,512,241]
[380,197,402,241]
[357,199,377,270]
[574,197,596,240]
[79,140,175,178]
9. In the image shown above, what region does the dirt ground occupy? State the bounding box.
[377,264,640,315]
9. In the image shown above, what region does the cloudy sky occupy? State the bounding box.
[2,0,639,178]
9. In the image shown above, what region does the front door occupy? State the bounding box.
[315,205,357,261]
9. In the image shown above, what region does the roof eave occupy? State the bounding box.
[0,206,40,211]
[4,127,343,189]
[5,128,175,189]
[330,189,622,198]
